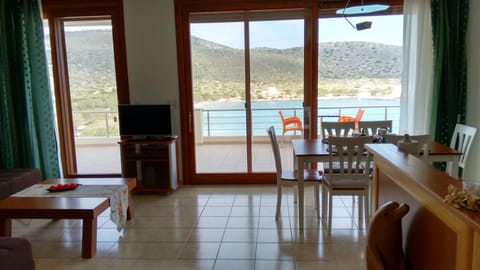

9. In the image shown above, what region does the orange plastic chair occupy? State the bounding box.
[278,110,303,135]
[338,108,364,131]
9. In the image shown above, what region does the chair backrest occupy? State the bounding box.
[384,134,432,160]
[358,120,393,136]
[321,121,355,139]
[278,110,286,122]
[450,123,478,170]
[267,126,282,178]
[326,136,373,179]
[355,109,365,122]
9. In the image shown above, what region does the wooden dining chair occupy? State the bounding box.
[449,123,478,178]
[267,126,322,221]
[322,136,373,231]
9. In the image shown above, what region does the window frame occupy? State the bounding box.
[42,0,130,177]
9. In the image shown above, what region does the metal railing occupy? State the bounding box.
[199,104,400,137]
[71,104,400,139]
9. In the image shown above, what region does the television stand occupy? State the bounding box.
[119,136,178,193]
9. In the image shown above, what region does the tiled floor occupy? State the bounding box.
[12,185,367,270]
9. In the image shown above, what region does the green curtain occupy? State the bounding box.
[430,0,469,145]
[0,0,60,178]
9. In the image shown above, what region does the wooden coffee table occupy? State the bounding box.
[0,177,136,258]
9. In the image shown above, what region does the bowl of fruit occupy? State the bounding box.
[47,183,80,192]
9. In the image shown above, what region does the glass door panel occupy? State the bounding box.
[317,15,403,134]
[63,19,121,174]
[191,22,247,173]
[250,19,304,172]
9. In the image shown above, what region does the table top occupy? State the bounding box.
[43,177,137,191]
[292,138,462,157]
[0,197,109,215]
[365,143,480,230]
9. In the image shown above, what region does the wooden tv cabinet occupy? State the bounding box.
[119,137,178,193]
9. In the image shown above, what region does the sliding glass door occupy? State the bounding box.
[188,10,308,182]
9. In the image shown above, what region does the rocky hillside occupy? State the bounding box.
[191,36,401,81]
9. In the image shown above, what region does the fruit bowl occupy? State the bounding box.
[47,183,80,192]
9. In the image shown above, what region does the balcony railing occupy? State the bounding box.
[197,104,400,137]
[71,104,400,141]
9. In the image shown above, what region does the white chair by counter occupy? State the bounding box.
[267,126,322,221]
[449,123,477,178]
[384,134,432,161]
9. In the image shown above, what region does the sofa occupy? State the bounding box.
[0,168,40,270]
[0,237,35,270]
[0,168,41,199]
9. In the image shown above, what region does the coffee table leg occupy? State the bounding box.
[0,218,12,236]
[127,195,134,220]
[82,218,97,258]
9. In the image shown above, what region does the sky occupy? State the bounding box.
[190,15,403,49]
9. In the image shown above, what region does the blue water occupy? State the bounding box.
[199,99,400,136]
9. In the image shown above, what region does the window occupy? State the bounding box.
[42,0,129,177]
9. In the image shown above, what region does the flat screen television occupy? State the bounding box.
[118,104,172,138]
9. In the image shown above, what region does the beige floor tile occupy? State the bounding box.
[255,260,296,270]
[293,243,337,261]
[17,184,367,268]
[222,228,258,242]
[195,217,229,228]
[177,242,221,259]
[201,206,232,217]
[213,259,255,270]
[256,243,295,260]
[217,243,256,259]
[226,216,259,228]
[187,228,225,243]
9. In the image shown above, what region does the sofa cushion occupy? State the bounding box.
[0,168,41,199]
[0,237,35,270]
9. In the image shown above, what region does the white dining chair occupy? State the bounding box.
[267,126,322,221]
[322,136,373,231]
[358,120,393,136]
[449,123,478,178]
[320,121,355,139]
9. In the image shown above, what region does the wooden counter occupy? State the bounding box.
[365,143,480,270]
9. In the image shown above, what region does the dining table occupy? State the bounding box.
[291,138,462,230]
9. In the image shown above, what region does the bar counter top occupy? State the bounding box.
[365,143,480,270]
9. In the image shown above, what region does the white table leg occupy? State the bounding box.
[298,157,304,230]
[446,156,460,179]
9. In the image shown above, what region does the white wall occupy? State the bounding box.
[465,1,480,179]
[123,0,180,136]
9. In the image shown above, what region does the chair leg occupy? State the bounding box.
[328,192,333,232]
[276,184,282,220]
[365,192,370,228]
[293,185,298,204]
[321,185,328,221]
[358,195,364,229]
[314,184,320,222]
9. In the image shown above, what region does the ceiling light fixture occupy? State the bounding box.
[336,0,390,31]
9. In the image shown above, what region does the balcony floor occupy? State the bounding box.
[76,141,294,175]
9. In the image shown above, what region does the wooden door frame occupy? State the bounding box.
[42,0,130,177]
[175,0,320,184]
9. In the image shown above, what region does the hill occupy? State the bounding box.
[47,30,402,103]
[191,36,401,81]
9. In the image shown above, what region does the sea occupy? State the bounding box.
[197,98,400,136]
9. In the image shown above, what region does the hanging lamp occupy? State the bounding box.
[336,0,390,31]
